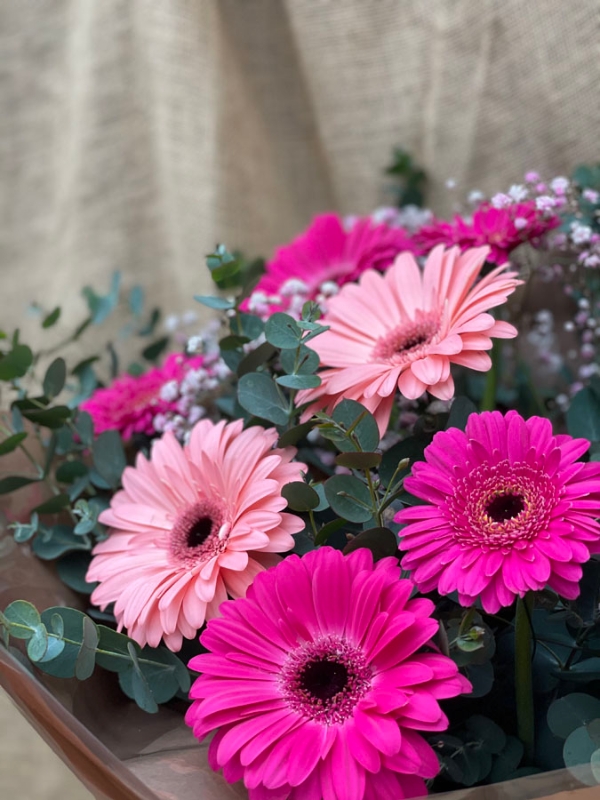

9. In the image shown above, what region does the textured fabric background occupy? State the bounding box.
[0,1,598,797]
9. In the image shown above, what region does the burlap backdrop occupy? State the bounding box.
[0,0,598,342]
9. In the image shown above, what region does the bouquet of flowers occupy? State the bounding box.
[1,152,600,800]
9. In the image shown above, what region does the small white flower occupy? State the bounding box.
[181,310,198,326]
[508,184,528,202]
[188,405,206,425]
[514,217,528,230]
[186,335,204,354]
[159,380,180,403]
[583,189,600,204]
[571,223,593,245]
[164,314,180,333]
[536,196,556,212]
[280,279,309,297]
[550,176,569,194]
[467,190,485,204]
[319,281,339,297]
[491,193,512,209]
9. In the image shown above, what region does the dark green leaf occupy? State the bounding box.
[0,432,27,456]
[37,607,87,678]
[563,724,600,772]
[20,405,72,429]
[567,387,600,441]
[280,345,320,376]
[380,437,427,489]
[32,493,71,515]
[43,358,67,398]
[74,411,94,447]
[331,400,380,452]
[447,396,478,431]
[92,430,126,488]
[3,600,42,639]
[343,527,397,561]
[292,530,316,555]
[129,286,144,316]
[0,475,40,495]
[230,313,264,341]
[11,405,24,433]
[120,643,159,713]
[0,343,33,381]
[142,337,169,363]
[194,294,235,310]
[237,372,289,426]
[314,517,348,546]
[466,715,506,754]
[324,474,374,523]
[335,452,382,469]
[56,461,89,484]
[559,658,600,682]
[75,616,98,679]
[56,552,96,594]
[490,736,524,783]
[32,525,90,560]
[219,334,249,350]
[277,421,314,448]
[138,307,161,336]
[276,374,321,390]
[42,307,61,328]
[548,694,600,740]
[281,482,320,512]
[265,313,302,349]
[463,661,494,698]
[237,342,277,377]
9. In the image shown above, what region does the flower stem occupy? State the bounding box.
[515,593,535,762]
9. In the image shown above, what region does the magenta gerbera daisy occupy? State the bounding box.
[185,547,471,800]
[395,411,600,613]
[81,353,204,440]
[87,419,306,651]
[244,212,415,316]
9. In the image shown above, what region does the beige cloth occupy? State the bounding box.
[1,0,599,347]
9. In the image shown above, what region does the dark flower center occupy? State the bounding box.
[486,493,525,522]
[396,333,429,353]
[186,516,214,548]
[169,501,229,567]
[300,659,349,702]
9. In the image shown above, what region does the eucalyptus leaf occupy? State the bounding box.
[43,358,67,398]
[75,616,98,679]
[92,430,126,488]
[563,723,600,775]
[264,313,302,348]
[37,607,88,678]
[0,432,27,456]
[447,396,478,431]
[343,527,397,561]
[547,694,600,740]
[32,525,90,560]
[3,600,42,639]
[56,460,89,484]
[20,405,72,429]
[277,421,314,448]
[237,372,289,426]
[237,342,277,377]
[490,736,524,783]
[567,387,600,441]
[465,715,506,754]
[56,552,96,594]
[331,400,380,452]
[324,474,374,523]
[42,307,61,328]
[26,626,49,662]
[281,482,320,512]
[0,475,40,495]
[276,374,321,390]
[194,295,235,310]
[230,313,264,341]
[0,343,33,381]
[31,493,71,515]
[280,345,320,376]
[335,452,382,469]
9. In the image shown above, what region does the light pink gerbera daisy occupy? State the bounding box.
[297,245,522,435]
[185,547,471,800]
[81,353,204,440]
[395,411,600,613]
[86,419,306,651]
[243,213,415,316]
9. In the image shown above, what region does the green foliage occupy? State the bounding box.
[0,601,189,714]
[0,342,33,381]
[92,430,126,489]
[238,372,289,425]
[317,400,380,453]
[567,384,600,441]
[447,396,478,431]
[385,147,427,207]
[43,358,67,398]
[281,482,320,512]
[343,527,397,561]
[324,474,374,523]
[0,432,28,456]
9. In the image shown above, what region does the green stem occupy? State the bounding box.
[515,593,535,762]
[480,341,499,411]
[365,469,382,526]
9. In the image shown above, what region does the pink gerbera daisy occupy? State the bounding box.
[395,411,600,613]
[86,419,306,651]
[297,245,522,435]
[185,547,471,800]
[244,213,415,316]
[414,202,559,264]
[81,353,204,440]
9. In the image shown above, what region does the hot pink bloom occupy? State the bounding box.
[244,213,416,316]
[297,245,521,435]
[186,547,471,800]
[87,419,305,651]
[81,353,204,440]
[395,411,600,613]
[414,202,559,264]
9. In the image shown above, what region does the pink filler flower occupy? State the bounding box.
[297,245,522,435]
[87,419,306,651]
[244,213,415,315]
[395,411,600,613]
[81,353,204,440]
[186,547,471,800]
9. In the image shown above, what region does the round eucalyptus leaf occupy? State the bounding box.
[324,474,373,523]
[265,313,302,348]
[548,694,600,740]
[281,482,320,512]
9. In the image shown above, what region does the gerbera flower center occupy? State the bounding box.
[280,635,372,725]
[169,500,230,567]
[371,312,440,365]
[448,461,557,550]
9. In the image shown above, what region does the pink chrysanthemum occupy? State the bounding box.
[395,411,600,613]
[243,213,416,316]
[297,245,522,435]
[87,419,306,651]
[81,353,204,440]
[414,202,559,264]
[185,547,471,800]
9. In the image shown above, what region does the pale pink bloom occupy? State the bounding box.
[87,420,305,651]
[185,547,471,800]
[395,411,600,613]
[297,245,522,435]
